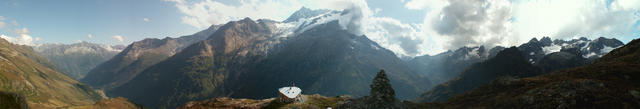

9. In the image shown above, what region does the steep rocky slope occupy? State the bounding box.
[109,18,282,109]
[0,38,105,108]
[82,25,220,91]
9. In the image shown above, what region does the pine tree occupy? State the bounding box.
[340,69,404,109]
[370,69,396,103]
[366,69,402,108]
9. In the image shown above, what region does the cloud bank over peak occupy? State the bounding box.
[168,0,307,28]
[412,0,640,54]
[167,0,432,56]
[0,34,39,46]
[422,0,514,52]
[112,35,124,43]
[169,0,640,57]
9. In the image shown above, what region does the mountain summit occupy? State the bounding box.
[107,18,429,108]
[283,7,331,23]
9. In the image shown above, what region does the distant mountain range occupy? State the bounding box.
[407,36,623,86]
[0,38,106,108]
[417,47,542,102]
[411,38,640,108]
[415,36,623,102]
[82,25,220,91]
[408,46,504,85]
[33,42,125,80]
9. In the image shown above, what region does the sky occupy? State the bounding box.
[1,0,639,57]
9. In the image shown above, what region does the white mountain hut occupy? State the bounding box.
[278,83,302,103]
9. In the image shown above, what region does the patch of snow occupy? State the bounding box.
[268,11,339,38]
[597,45,620,57]
[294,11,341,34]
[580,41,590,51]
[274,22,296,37]
[600,45,618,54]
[101,45,123,52]
[582,52,597,58]
[371,44,380,50]
[529,52,535,55]
[464,47,480,60]
[542,44,562,55]
[64,46,95,54]
[529,59,535,64]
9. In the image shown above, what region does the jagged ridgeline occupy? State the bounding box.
[415,37,623,102]
[33,42,125,80]
[410,38,640,108]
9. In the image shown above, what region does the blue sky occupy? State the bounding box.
[1,0,639,56]
[0,0,199,45]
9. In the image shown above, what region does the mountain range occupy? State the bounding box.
[82,25,220,91]
[0,38,106,108]
[416,36,623,102]
[33,42,124,80]
[78,8,432,108]
[411,37,640,108]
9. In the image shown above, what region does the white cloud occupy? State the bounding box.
[11,20,18,26]
[168,0,308,28]
[12,28,29,34]
[0,34,39,46]
[411,0,515,54]
[406,0,640,55]
[87,34,93,39]
[112,35,124,42]
[0,22,5,28]
[512,0,639,40]
[0,16,5,20]
[169,0,639,56]
[143,18,150,22]
[168,0,431,56]
[404,0,448,10]
[365,17,426,56]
